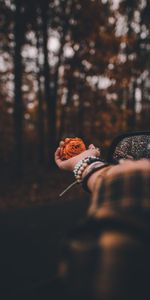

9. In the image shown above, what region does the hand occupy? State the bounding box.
[55,142,100,171]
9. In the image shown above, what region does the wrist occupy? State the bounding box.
[82,161,109,192]
[73,156,102,183]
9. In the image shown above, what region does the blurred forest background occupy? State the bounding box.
[0,0,150,209]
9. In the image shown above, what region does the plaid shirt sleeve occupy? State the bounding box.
[57,164,150,300]
[89,165,150,217]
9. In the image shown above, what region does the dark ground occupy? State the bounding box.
[0,165,86,209]
[0,165,90,299]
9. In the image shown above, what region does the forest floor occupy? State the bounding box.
[0,163,90,299]
[0,164,86,210]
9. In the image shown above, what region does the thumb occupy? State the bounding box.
[88,144,95,150]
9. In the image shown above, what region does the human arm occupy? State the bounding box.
[55,139,150,196]
[54,140,110,192]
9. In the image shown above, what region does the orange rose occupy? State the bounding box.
[60,137,86,160]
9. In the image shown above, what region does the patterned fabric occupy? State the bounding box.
[58,163,150,300]
[113,135,150,162]
[89,167,150,216]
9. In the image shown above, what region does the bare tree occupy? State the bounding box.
[14,0,24,176]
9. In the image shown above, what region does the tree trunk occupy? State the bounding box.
[128,80,136,130]
[141,79,150,130]
[14,0,24,176]
[36,7,45,163]
[58,79,73,140]
[41,2,55,164]
[51,0,73,143]
[125,10,136,131]
[49,51,62,151]
[47,1,69,153]
[78,95,84,137]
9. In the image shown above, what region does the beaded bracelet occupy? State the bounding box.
[82,161,109,192]
[59,157,108,198]
[73,156,104,183]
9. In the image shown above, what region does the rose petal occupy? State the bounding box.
[60,138,86,160]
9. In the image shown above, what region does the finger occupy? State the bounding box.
[55,147,60,157]
[55,148,62,163]
[88,144,95,149]
[85,148,99,158]
[95,148,100,156]
[91,148,100,157]
[59,141,65,147]
[55,155,63,168]
[88,144,101,155]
